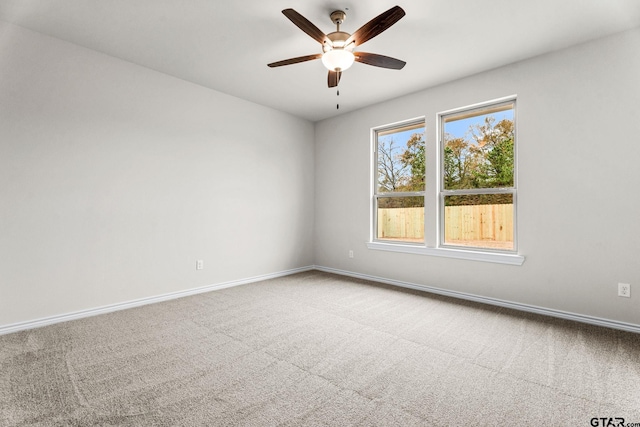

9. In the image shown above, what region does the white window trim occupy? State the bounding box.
[366,241,525,265]
[369,96,525,266]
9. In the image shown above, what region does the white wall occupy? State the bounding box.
[315,28,640,326]
[0,23,315,327]
[2,21,639,332]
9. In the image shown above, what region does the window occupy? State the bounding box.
[440,99,516,252]
[369,96,523,265]
[373,120,425,244]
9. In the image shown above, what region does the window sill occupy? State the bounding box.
[366,242,525,266]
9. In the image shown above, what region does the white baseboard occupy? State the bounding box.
[314,265,640,334]
[0,266,314,336]
[3,265,638,336]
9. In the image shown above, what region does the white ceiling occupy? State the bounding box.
[1,0,639,122]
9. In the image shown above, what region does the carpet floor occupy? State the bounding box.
[1,271,639,426]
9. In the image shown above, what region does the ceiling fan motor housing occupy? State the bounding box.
[323,31,352,52]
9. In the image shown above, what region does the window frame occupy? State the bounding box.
[371,118,426,245]
[438,97,518,253]
[367,95,524,266]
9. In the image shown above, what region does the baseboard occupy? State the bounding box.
[314,265,640,334]
[4,265,637,336]
[0,266,315,336]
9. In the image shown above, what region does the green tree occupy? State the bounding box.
[377,132,425,208]
[399,133,425,192]
[469,117,514,188]
[443,115,514,206]
[377,138,408,193]
[443,135,480,190]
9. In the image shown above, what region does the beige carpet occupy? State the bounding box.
[1,271,639,426]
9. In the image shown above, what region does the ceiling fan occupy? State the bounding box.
[268,6,407,88]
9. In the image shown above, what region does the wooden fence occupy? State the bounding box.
[377,206,424,242]
[378,204,513,245]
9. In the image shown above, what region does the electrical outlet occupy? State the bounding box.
[618,283,630,298]
[196,260,204,270]
[348,250,354,259]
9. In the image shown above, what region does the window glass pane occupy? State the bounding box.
[377,196,424,242]
[443,194,513,250]
[377,124,425,193]
[443,104,514,190]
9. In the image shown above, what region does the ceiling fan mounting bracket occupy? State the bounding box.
[330,10,347,26]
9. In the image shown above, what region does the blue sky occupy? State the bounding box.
[445,110,514,140]
[378,126,425,153]
[378,108,513,149]
[391,127,425,145]
[377,125,425,177]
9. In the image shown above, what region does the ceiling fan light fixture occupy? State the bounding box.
[322,48,355,72]
[269,6,406,87]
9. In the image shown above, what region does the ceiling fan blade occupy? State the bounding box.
[282,9,331,46]
[345,5,405,47]
[355,52,406,70]
[328,70,342,88]
[268,54,322,68]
